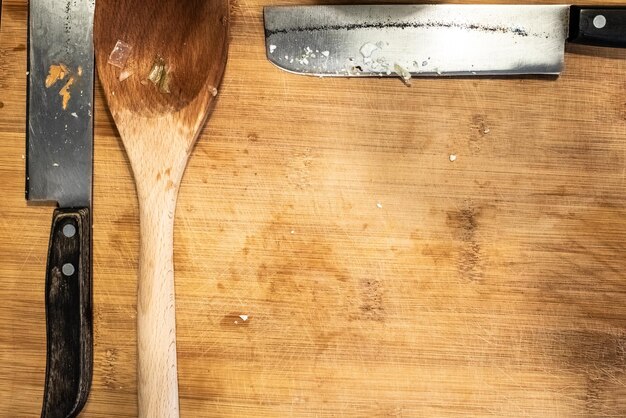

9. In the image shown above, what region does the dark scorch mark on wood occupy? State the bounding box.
[266,20,530,37]
[551,329,626,416]
[447,205,483,282]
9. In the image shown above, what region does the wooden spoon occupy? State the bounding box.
[94,1,229,416]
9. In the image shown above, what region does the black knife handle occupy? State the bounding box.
[569,7,626,47]
[41,208,92,418]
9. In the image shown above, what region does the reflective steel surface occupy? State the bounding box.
[27,0,95,207]
[264,5,571,77]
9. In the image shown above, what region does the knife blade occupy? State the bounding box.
[27,0,94,416]
[264,5,626,77]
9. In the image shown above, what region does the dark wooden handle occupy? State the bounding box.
[569,7,626,48]
[41,208,92,418]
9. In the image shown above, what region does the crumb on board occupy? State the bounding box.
[449,154,457,162]
[233,314,250,324]
[376,202,383,209]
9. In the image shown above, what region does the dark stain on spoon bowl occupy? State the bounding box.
[95,0,228,116]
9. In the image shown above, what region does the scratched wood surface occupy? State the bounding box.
[2,0,626,416]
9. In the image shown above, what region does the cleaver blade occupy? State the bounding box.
[264,5,626,78]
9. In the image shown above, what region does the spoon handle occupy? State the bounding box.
[137,184,180,417]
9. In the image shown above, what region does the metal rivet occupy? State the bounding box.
[593,15,607,29]
[62,263,75,276]
[62,223,76,238]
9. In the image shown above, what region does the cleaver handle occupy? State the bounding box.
[570,7,626,47]
[41,208,92,418]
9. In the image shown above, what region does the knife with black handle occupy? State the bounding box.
[41,209,92,418]
[27,0,95,416]
[264,5,626,78]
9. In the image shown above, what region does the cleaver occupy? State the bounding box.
[264,5,626,77]
[27,0,94,416]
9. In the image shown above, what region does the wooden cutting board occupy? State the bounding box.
[2,0,626,416]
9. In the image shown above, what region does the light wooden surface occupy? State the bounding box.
[2,0,626,416]
[93,1,229,415]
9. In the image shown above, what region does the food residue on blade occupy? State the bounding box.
[346,65,363,75]
[296,47,316,66]
[269,44,277,53]
[45,64,80,110]
[45,64,68,88]
[394,63,412,86]
[360,42,379,61]
[59,77,76,110]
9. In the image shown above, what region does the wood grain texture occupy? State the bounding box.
[2,0,626,416]
[94,1,229,416]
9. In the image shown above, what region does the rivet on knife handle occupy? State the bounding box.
[569,7,626,47]
[41,208,92,418]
